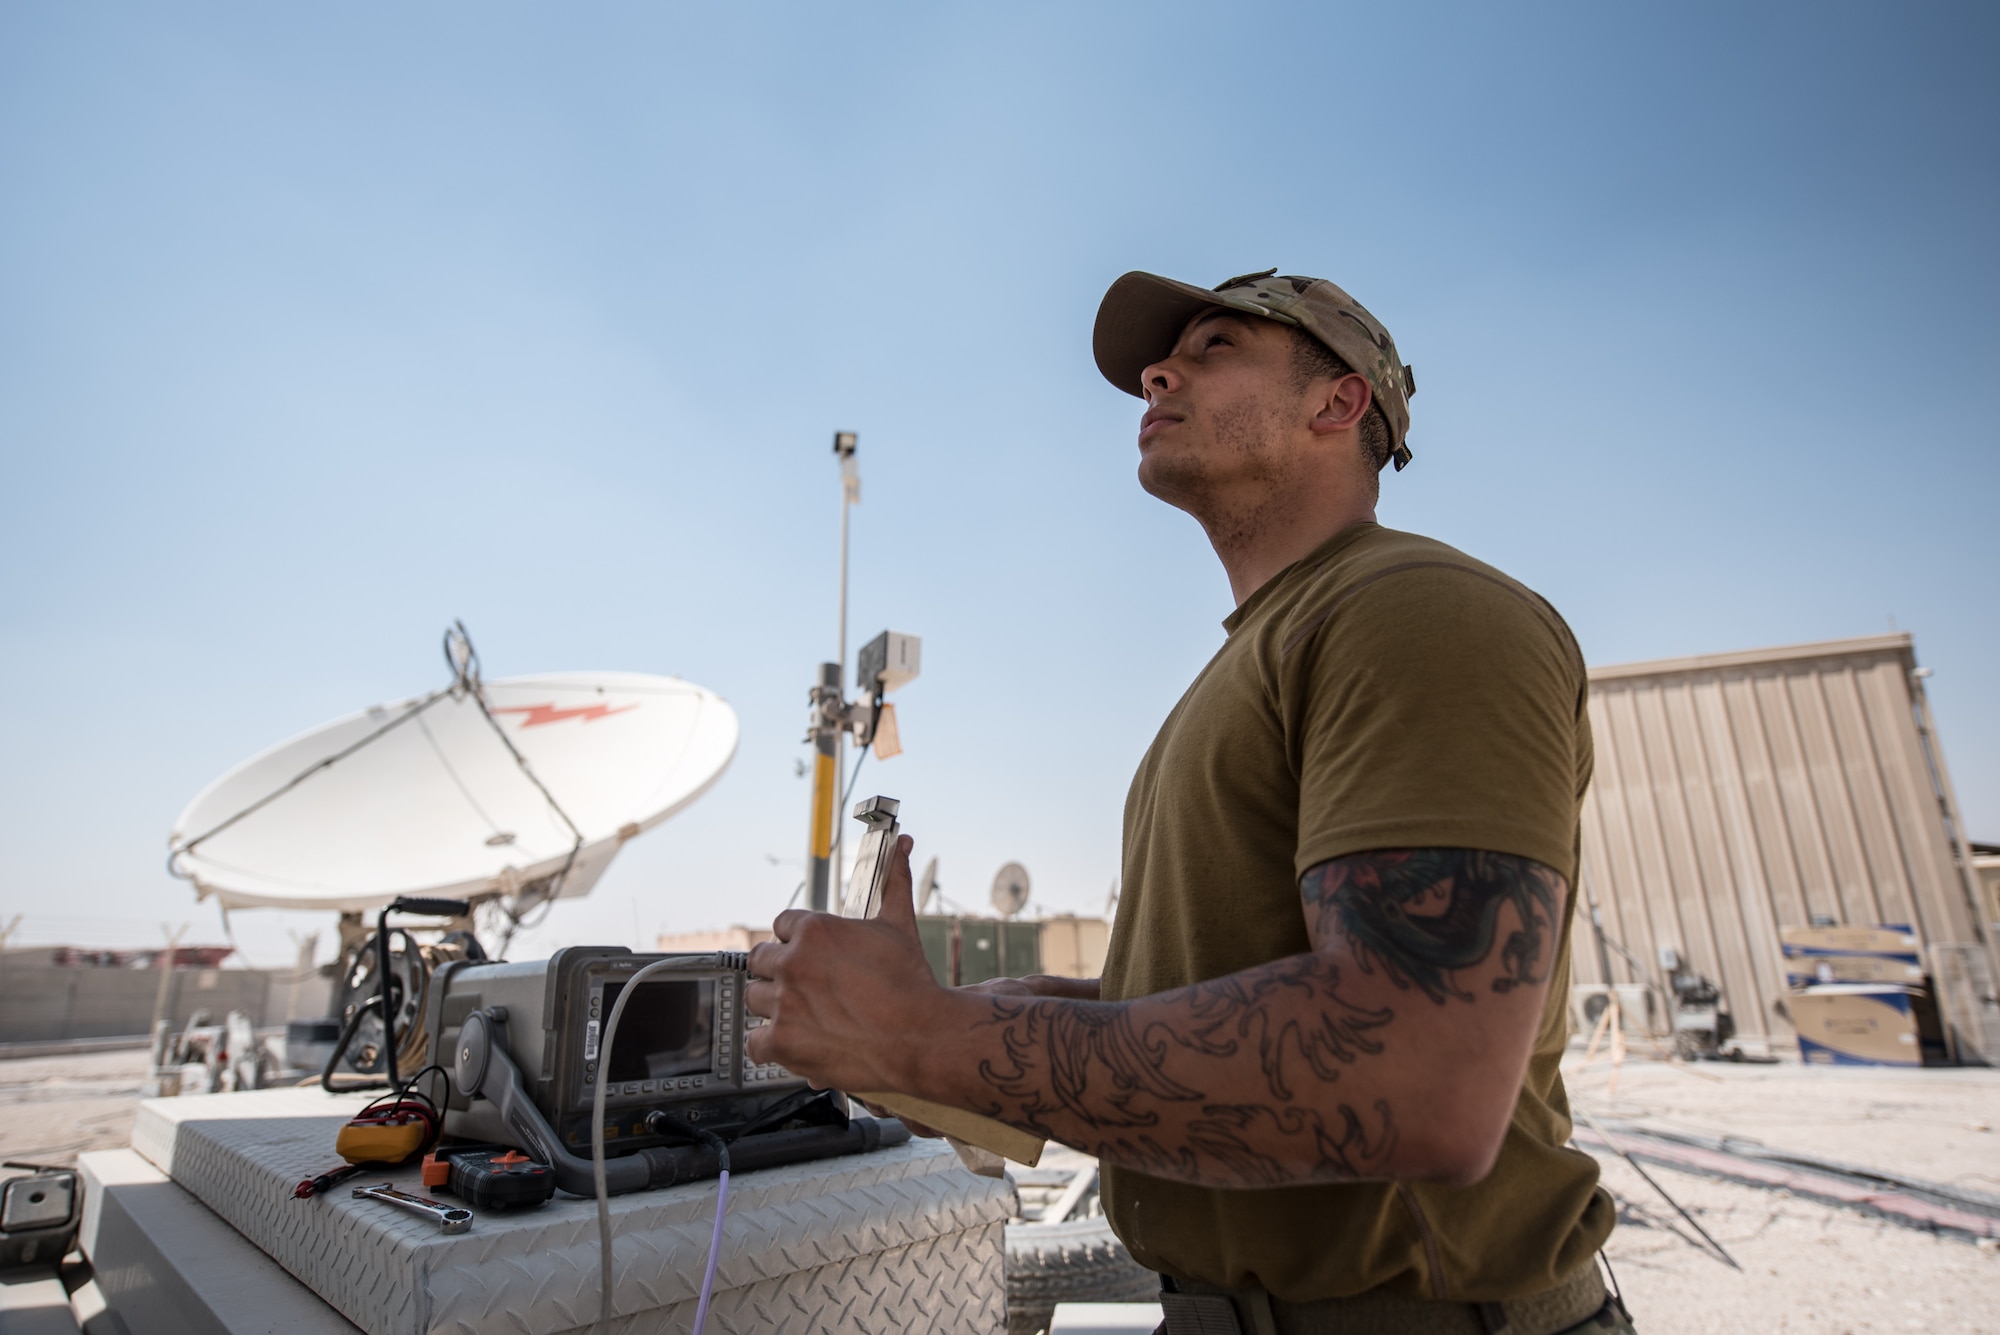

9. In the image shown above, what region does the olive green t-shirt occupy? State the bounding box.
[1099,522,1614,1302]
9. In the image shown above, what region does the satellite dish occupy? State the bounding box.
[169,670,738,913]
[916,857,939,915]
[1105,875,1121,918]
[990,862,1030,919]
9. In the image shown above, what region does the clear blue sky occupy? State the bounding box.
[4,2,1995,968]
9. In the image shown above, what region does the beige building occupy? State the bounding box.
[656,926,774,954]
[1571,633,1998,1063]
[1976,845,2000,928]
[1036,914,1111,980]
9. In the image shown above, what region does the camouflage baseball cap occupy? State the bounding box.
[1093,268,1416,470]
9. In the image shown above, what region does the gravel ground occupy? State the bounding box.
[4,1048,1996,1334]
[1563,1052,2000,1192]
[0,1048,150,1166]
[1565,1051,2000,1334]
[1595,1155,1998,1333]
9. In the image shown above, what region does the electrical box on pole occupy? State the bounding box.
[857,631,921,696]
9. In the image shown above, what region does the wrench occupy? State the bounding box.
[353,1183,473,1234]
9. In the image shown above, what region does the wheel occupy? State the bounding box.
[1005,1213,1157,1335]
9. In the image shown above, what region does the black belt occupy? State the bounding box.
[1157,1260,1611,1335]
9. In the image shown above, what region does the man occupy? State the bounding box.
[745,269,1629,1335]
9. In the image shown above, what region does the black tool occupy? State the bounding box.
[444,1148,557,1210]
[293,1162,367,1200]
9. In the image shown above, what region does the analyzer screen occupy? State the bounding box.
[601,979,715,1081]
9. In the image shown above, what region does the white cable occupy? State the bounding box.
[591,959,731,1335]
[692,1168,728,1332]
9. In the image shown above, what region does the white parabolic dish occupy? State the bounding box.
[170,672,739,912]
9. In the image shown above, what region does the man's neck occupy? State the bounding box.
[1210,499,1377,605]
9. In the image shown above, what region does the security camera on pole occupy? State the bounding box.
[802,432,921,912]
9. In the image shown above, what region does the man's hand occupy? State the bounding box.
[744,834,962,1094]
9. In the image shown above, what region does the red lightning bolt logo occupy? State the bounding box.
[490,702,639,728]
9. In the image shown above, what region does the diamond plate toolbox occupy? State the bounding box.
[133,1089,1012,1335]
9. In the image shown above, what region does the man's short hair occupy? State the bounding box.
[1289,331,1393,473]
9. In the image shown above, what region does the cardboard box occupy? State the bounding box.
[1788,984,1945,1066]
[1779,924,1920,960]
[1783,952,1927,988]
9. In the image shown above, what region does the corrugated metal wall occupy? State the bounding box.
[1572,633,1996,1055]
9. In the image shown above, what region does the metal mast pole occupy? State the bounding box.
[833,434,859,904]
[806,664,839,912]
[804,432,859,914]
[839,468,853,684]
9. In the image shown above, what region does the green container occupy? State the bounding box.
[916,917,953,987]
[1002,920,1041,978]
[917,917,1041,986]
[953,921,993,985]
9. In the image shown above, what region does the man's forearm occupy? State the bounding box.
[906,850,1562,1189]
[918,952,1413,1187]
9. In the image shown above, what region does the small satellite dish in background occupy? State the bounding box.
[990,862,1031,919]
[916,857,939,915]
[1105,875,1121,918]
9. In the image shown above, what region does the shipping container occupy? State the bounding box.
[1572,633,2000,1063]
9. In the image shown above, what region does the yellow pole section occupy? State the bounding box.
[810,749,836,861]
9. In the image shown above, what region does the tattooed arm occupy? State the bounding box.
[745,837,1562,1189]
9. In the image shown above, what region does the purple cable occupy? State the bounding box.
[690,1168,729,1334]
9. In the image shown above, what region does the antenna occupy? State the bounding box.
[916,857,939,915]
[799,431,923,914]
[830,432,860,906]
[990,863,1031,919]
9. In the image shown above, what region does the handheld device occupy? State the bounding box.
[836,796,1046,1168]
[837,795,901,919]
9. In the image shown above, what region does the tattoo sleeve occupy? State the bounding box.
[1302,849,1562,1004]
[950,849,1565,1189]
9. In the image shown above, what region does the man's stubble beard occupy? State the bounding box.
[1138,397,1306,557]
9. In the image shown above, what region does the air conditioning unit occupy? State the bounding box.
[1570,982,1666,1038]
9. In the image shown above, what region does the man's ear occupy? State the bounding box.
[1308,373,1373,437]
